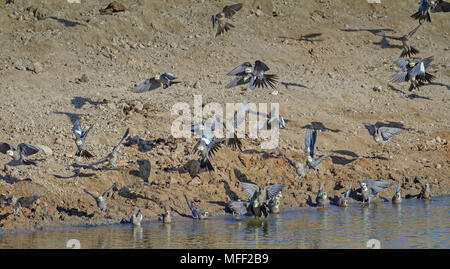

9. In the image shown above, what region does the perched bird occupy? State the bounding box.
[392,182,402,204]
[131,73,180,93]
[192,117,225,171]
[211,3,242,37]
[364,123,403,148]
[316,183,330,207]
[226,61,278,90]
[130,207,143,226]
[161,210,172,224]
[338,183,352,207]
[267,191,283,214]
[430,0,450,12]
[360,179,392,205]
[390,56,435,91]
[240,182,285,218]
[418,183,432,200]
[73,128,129,168]
[275,146,307,178]
[72,119,94,158]
[304,129,330,175]
[184,195,209,219]
[411,0,433,23]
[83,183,116,212]
[0,142,39,165]
[385,23,423,58]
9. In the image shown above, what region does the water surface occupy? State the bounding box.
[0,195,448,249]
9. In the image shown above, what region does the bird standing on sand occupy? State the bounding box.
[211,3,242,37]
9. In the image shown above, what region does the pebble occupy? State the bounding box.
[373,85,382,92]
[435,164,441,169]
[29,62,43,73]
[255,9,263,17]
[193,81,200,88]
[435,136,441,143]
[271,90,278,95]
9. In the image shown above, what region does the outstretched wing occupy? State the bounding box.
[228,200,249,215]
[370,180,392,195]
[394,59,410,71]
[162,72,176,80]
[83,189,98,200]
[363,123,376,137]
[130,78,160,93]
[73,128,129,167]
[406,23,423,38]
[254,60,270,72]
[305,129,317,158]
[379,127,402,141]
[102,183,116,198]
[225,76,248,88]
[240,182,260,200]
[223,3,242,18]
[83,123,94,138]
[265,184,285,201]
[0,142,14,154]
[395,182,401,193]
[18,143,39,156]
[227,62,252,76]
[72,119,83,139]
[184,194,196,216]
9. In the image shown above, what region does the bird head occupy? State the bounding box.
[245,67,252,74]
[155,74,161,80]
[6,150,14,157]
[76,139,82,145]
[98,196,104,202]
[408,62,415,68]
[322,192,327,199]
[197,145,205,152]
[343,200,348,207]
[361,183,368,192]
[203,212,209,218]
[396,192,401,199]
[253,200,259,207]
[307,156,313,163]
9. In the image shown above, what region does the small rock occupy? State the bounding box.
[435,164,441,169]
[435,136,441,143]
[36,145,52,155]
[373,85,382,92]
[255,9,263,16]
[327,72,334,78]
[271,90,278,95]
[29,62,43,73]
[193,81,200,88]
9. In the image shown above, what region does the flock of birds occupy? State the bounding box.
[0,1,446,227]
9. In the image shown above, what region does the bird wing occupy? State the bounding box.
[311,153,330,168]
[73,128,129,167]
[406,23,423,38]
[345,183,352,198]
[394,59,410,71]
[363,123,376,136]
[223,3,243,18]
[228,200,249,215]
[265,184,285,201]
[240,182,260,200]
[225,76,248,88]
[370,180,392,194]
[418,56,433,69]
[72,119,83,139]
[102,183,116,198]
[305,129,317,158]
[211,14,216,28]
[0,142,14,154]
[395,182,401,193]
[379,127,402,141]
[254,60,270,72]
[184,194,197,216]
[130,77,160,93]
[390,72,408,83]
[162,72,176,80]
[18,143,39,156]
[275,146,297,169]
[227,62,252,76]
[235,97,249,127]
[83,189,98,200]
[83,123,94,138]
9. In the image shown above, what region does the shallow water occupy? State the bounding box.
[0,195,449,249]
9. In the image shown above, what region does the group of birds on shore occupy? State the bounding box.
[0,2,445,227]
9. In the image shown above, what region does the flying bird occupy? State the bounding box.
[360,179,392,205]
[364,123,403,148]
[226,61,278,90]
[83,183,116,212]
[184,195,209,219]
[430,0,450,12]
[411,0,433,23]
[0,142,40,165]
[192,117,225,171]
[385,23,423,58]
[131,73,180,93]
[72,119,94,158]
[211,3,242,37]
[73,128,129,168]
[275,146,307,178]
[390,56,435,91]
[304,129,330,175]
